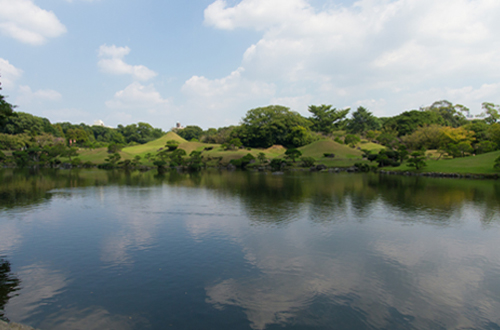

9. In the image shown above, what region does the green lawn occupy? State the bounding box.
[389,150,500,174]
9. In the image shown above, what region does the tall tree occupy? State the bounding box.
[234,105,314,148]
[308,104,350,134]
[346,107,381,134]
[0,80,15,129]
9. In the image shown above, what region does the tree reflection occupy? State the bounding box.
[0,257,20,322]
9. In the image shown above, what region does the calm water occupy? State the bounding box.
[1,169,500,330]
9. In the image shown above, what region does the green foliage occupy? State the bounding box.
[424,100,467,128]
[346,107,381,134]
[107,142,124,153]
[0,82,15,129]
[257,152,267,164]
[2,112,56,136]
[187,151,204,171]
[354,162,371,172]
[235,105,313,148]
[308,104,350,134]
[481,102,500,124]
[166,140,180,151]
[117,122,164,144]
[382,110,443,136]
[344,134,360,147]
[494,155,500,171]
[474,141,497,154]
[200,126,235,144]
[0,133,30,150]
[105,153,121,165]
[229,153,255,169]
[376,130,398,148]
[300,156,315,167]
[284,148,302,162]
[489,124,500,147]
[222,138,242,150]
[176,125,203,141]
[169,148,186,167]
[0,150,5,163]
[407,151,427,170]
[270,158,287,171]
[370,149,401,167]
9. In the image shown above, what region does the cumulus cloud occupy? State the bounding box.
[203,0,500,116]
[0,58,23,88]
[105,82,169,110]
[98,44,157,81]
[182,67,276,124]
[17,85,62,104]
[0,0,66,45]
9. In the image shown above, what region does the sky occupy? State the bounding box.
[1,0,500,130]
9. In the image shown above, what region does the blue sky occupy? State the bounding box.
[1,0,500,130]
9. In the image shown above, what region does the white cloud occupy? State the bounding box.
[0,0,66,45]
[0,58,23,88]
[182,67,276,124]
[203,0,500,116]
[105,82,169,110]
[17,85,62,103]
[98,44,157,81]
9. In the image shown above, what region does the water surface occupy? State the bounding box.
[1,169,500,329]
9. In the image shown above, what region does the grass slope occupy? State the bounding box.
[299,140,363,159]
[392,150,500,174]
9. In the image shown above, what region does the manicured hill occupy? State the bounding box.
[393,150,500,174]
[357,142,385,153]
[298,139,363,159]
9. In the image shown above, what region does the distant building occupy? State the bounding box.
[93,120,112,128]
[175,122,184,129]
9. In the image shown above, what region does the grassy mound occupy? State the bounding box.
[298,139,363,159]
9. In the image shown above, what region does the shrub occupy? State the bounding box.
[300,156,315,167]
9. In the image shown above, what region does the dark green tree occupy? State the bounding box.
[308,104,350,134]
[234,105,313,148]
[284,148,302,162]
[0,80,15,129]
[407,151,427,170]
[177,125,203,141]
[346,107,381,134]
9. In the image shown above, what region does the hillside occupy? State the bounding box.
[298,139,363,158]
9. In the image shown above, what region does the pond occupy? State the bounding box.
[1,169,500,329]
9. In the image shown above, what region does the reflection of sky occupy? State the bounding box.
[0,173,500,329]
[197,199,500,329]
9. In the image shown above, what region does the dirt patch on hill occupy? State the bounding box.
[265,145,286,152]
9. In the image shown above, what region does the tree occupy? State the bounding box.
[222,138,242,151]
[481,102,500,124]
[0,79,15,129]
[494,155,500,171]
[257,152,267,164]
[407,151,427,170]
[166,140,180,151]
[234,105,313,148]
[300,156,315,167]
[284,148,302,162]
[424,100,467,128]
[344,134,360,147]
[177,125,203,141]
[382,110,443,136]
[346,107,381,134]
[308,104,350,134]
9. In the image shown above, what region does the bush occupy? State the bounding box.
[323,153,335,158]
[107,142,124,153]
[300,156,315,167]
[494,156,500,171]
[270,158,287,171]
[354,162,370,172]
[166,140,180,151]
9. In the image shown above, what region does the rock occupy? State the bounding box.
[0,320,39,330]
